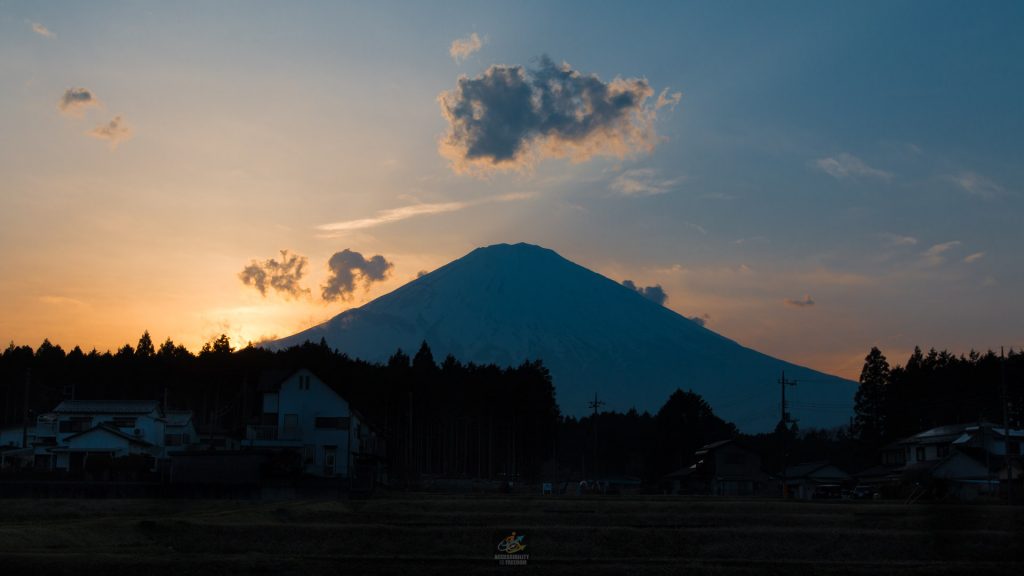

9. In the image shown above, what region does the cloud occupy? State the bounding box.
[689,313,710,327]
[948,171,1003,199]
[57,87,99,115]
[316,192,533,235]
[322,249,394,302]
[450,32,484,63]
[88,116,133,147]
[610,168,682,196]
[239,250,310,299]
[622,280,668,306]
[784,294,815,308]
[32,22,55,38]
[963,251,985,264]
[439,55,675,174]
[655,88,682,111]
[922,240,961,266]
[881,233,918,246]
[816,153,892,180]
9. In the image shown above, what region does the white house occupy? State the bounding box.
[244,369,380,479]
[29,400,196,471]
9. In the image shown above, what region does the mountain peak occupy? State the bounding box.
[273,243,854,431]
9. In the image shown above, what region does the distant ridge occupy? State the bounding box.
[272,243,855,431]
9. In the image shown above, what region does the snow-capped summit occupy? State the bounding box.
[272,243,854,431]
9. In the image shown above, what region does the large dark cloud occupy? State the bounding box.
[439,55,678,173]
[322,249,393,302]
[239,250,310,299]
[622,280,668,306]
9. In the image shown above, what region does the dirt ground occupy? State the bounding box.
[1,494,1021,575]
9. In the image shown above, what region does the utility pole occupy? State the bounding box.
[779,371,797,499]
[587,392,605,481]
[1002,347,1012,505]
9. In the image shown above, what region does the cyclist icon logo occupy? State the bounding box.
[497,531,526,554]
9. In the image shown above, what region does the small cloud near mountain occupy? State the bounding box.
[239,250,310,299]
[322,249,393,302]
[622,280,668,306]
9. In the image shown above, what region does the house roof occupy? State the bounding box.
[53,400,161,415]
[696,439,734,453]
[61,424,154,447]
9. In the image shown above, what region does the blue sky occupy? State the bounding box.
[1,0,1021,378]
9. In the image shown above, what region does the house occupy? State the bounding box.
[783,461,851,499]
[243,369,383,479]
[666,439,765,495]
[870,422,1022,499]
[29,400,196,472]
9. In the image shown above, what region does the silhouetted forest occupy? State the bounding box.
[2,334,1021,483]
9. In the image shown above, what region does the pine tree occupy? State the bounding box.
[854,346,890,445]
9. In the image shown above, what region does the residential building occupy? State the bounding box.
[243,368,382,479]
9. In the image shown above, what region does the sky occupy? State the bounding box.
[1,0,1022,379]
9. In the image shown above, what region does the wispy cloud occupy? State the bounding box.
[784,294,815,308]
[610,168,682,196]
[449,32,485,63]
[922,240,961,266]
[57,87,99,116]
[948,171,1003,199]
[655,88,682,111]
[881,233,918,246]
[317,192,533,235]
[963,251,985,264]
[88,116,133,147]
[439,55,676,174]
[816,153,892,180]
[31,22,55,38]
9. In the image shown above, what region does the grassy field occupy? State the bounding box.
[1,495,1022,574]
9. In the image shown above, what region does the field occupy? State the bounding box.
[1,494,1022,575]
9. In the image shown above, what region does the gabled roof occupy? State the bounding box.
[53,400,161,415]
[62,424,154,447]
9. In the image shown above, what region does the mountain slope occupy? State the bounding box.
[272,243,855,431]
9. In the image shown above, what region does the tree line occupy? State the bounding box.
[4,333,1018,484]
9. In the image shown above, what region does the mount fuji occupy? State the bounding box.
[272,243,855,431]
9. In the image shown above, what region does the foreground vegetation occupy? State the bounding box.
[1,495,1022,575]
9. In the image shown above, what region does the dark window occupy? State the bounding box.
[936,445,949,458]
[1009,441,1020,455]
[110,417,136,428]
[164,433,182,446]
[916,447,927,461]
[315,417,350,429]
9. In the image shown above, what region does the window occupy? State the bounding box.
[936,445,949,458]
[110,417,136,429]
[324,446,337,476]
[1009,441,1021,455]
[297,375,311,390]
[164,433,182,446]
[916,447,927,461]
[303,445,315,463]
[315,417,350,430]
